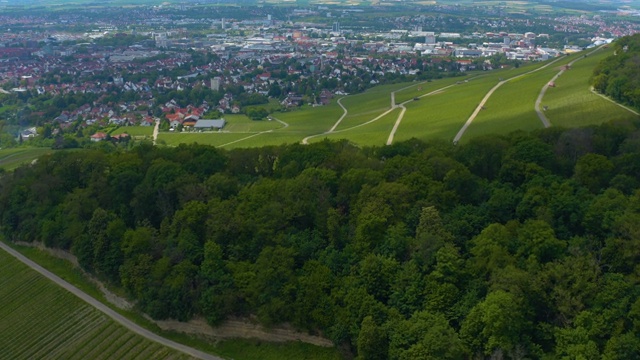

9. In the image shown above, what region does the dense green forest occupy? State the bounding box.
[2,120,640,359]
[592,33,640,111]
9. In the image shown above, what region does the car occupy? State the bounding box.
[413,97,420,101]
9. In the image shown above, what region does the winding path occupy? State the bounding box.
[0,241,223,360]
[453,55,567,143]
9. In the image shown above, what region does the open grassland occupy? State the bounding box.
[111,126,154,137]
[224,114,283,132]
[159,132,257,147]
[335,82,412,130]
[313,107,401,146]
[543,48,639,127]
[461,55,577,140]
[0,148,55,171]
[394,75,470,104]
[9,244,342,360]
[0,249,192,360]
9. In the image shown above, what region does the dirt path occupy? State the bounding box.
[153,118,160,145]
[453,55,567,143]
[154,317,333,347]
[534,74,559,127]
[535,46,607,127]
[386,104,406,145]
[0,241,223,360]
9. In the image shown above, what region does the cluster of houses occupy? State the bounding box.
[161,100,226,131]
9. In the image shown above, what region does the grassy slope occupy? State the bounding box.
[0,248,192,360]
[392,71,505,143]
[4,244,342,360]
[313,107,401,146]
[543,48,639,127]
[0,148,56,171]
[461,55,576,140]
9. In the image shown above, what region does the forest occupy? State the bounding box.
[592,33,640,110]
[1,118,640,359]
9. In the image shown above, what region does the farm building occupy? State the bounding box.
[194,119,226,130]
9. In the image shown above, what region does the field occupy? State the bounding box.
[460,54,577,140]
[0,248,192,360]
[543,48,639,128]
[0,148,56,171]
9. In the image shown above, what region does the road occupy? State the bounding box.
[0,241,223,360]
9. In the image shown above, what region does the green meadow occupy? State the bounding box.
[314,107,401,146]
[543,48,639,128]
[461,55,577,140]
[0,148,56,171]
[392,69,511,143]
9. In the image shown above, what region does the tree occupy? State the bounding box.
[574,153,614,193]
[357,316,388,360]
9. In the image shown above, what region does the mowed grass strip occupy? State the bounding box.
[543,48,639,127]
[0,249,193,360]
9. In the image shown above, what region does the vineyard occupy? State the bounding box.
[0,248,193,360]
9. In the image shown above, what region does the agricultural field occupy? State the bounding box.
[0,248,192,360]
[460,54,577,140]
[542,48,640,128]
[0,148,56,171]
